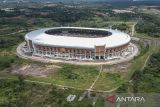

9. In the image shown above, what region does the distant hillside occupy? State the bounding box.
[0,0,159,2]
[0,0,160,6]
[110,0,160,7]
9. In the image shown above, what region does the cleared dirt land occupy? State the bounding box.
[9,64,60,77]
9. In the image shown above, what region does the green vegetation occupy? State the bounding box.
[0,2,160,107]
[117,45,160,93]
[133,52,160,92]
[0,78,98,107]
[136,14,160,37]
[111,23,130,31]
[27,64,99,89]
[93,40,152,91]
[117,52,160,93]
[93,72,125,90]
[0,32,24,49]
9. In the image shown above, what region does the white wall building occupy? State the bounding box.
[24,27,133,60]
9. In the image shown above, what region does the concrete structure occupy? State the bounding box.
[67,95,76,102]
[23,27,133,61]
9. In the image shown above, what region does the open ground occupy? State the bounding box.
[0,39,149,92]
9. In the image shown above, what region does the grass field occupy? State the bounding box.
[0,79,99,107]
[0,4,157,92]
[0,38,153,92]
[0,3,160,107]
[25,64,99,89]
[93,72,125,91]
[93,40,153,91]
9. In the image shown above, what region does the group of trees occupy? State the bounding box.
[0,56,15,70]
[0,9,22,17]
[0,76,25,107]
[21,6,93,24]
[0,33,24,49]
[0,37,20,49]
[117,52,160,93]
[133,53,160,92]
[112,23,129,31]
[136,21,160,37]
[109,12,139,21]
[0,78,93,107]
[136,14,160,37]
[0,6,92,23]
[59,65,80,80]
[0,3,160,106]
[0,4,139,26]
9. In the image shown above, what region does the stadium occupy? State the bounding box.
[23,27,134,61]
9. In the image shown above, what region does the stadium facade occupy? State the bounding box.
[23,27,133,60]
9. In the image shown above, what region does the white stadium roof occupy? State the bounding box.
[25,27,131,49]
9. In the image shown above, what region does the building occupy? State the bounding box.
[23,27,133,60]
